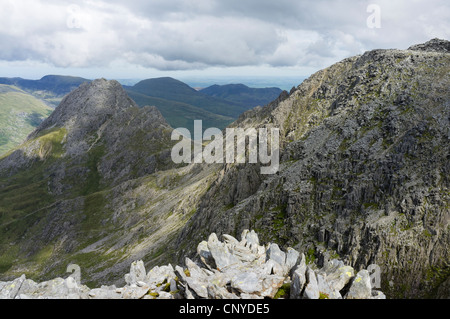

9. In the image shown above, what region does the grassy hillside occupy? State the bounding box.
[127,90,234,133]
[0,85,53,155]
[0,75,90,107]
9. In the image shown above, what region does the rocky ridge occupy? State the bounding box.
[0,230,384,299]
[0,39,448,299]
[172,39,450,298]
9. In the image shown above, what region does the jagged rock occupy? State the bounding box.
[320,259,355,292]
[0,275,26,299]
[15,276,90,299]
[197,241,216,270]
[184,258,209,298]
[125,260,146,285]
[263,259,285,276]
[408,38,450,53]
[0,229,386,299]
[207,284,237,299]
[241,229,261,254]
[303,268,320,299]
[175,265,189,285]
[146,264,176,285]
[231,272,262,294]
[207,233,241,270]
[260,275,285,298]
[122,285,151,299]
[317,274,341,299]
[345,270,372,299]
[285,248,300,275]
[266,243,286,268]
[290,254,307,299]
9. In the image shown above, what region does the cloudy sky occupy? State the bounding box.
[0,0,449,83]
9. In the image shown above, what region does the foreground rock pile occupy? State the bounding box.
[0,230,385,299]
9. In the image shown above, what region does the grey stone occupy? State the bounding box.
[260,275,285,298]
[303,268,320,299]
[317,274,341,299]
[125,260,146,285]
[207,284,238,299]
[320,259,355,292]
[0,275,26,299]
[197,240,216,269]
[371,290,387,299]
[285,247,300,274]
[346,270,372,299]
[88,287,123,299]
[290,254,307,299]
[207,234,241,270]
[146,264,176,285]
[231,272,262,294]
[266,243,286,270]
[121,285,150,299]
[222,234,240,246]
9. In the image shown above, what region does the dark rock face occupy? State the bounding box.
[175,40,450,298]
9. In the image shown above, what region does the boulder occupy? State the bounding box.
[345,270,372,299]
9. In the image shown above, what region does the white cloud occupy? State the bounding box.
[0,0,448,77]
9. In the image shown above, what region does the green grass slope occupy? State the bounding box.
[126,90,234,133]
[0,85,53,155]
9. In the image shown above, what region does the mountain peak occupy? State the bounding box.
[408,38,450,53]
[30,78,137,138]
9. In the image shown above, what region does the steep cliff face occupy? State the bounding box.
[174,39,450,298]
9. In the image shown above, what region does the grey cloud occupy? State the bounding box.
[0,0,448,72]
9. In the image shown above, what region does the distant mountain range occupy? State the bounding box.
[0,75,284,136]
[124,77,283,133]
[0,74,284,155]
[200,83,282,108]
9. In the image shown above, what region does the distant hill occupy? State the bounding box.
[126,90,234,133]
[200,83,283,108]
[0,84,53,155]
[0,75,90,107]
[125,77,252,132]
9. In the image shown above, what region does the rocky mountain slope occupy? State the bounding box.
[0,39,448,299]
[0,78,218,287]
[172,38,450,298]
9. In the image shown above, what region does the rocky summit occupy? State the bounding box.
[0,39,448,299]
[0,230,385,299]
